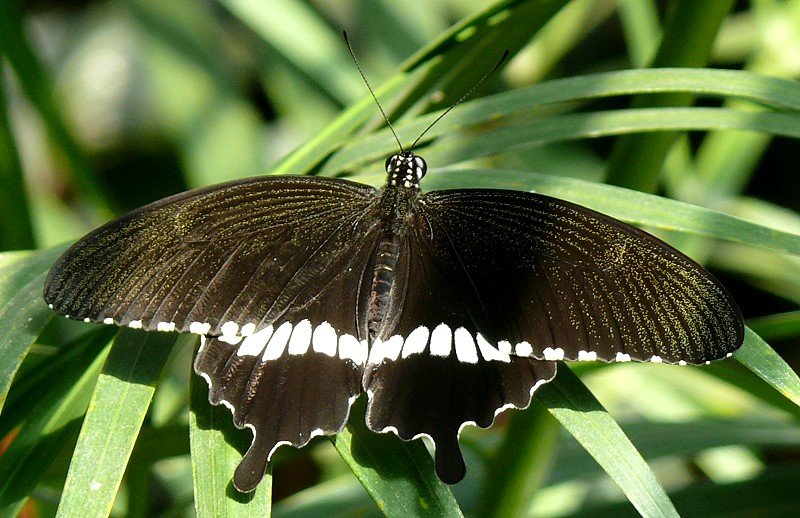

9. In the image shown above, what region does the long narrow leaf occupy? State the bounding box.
[0,246,66,409]
[331,396,463,518]
[538,366,679,517]
[189,367,272,516]
[0,333,111,516]
[56,329,177,517]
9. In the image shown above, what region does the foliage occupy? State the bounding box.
[1,0,800,516]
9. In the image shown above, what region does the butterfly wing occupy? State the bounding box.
[45,176,382,492]
[363,187,742,484]
[414,188,744,364]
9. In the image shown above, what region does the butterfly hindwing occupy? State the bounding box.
[363,217,557,483]
[415,188,744,365]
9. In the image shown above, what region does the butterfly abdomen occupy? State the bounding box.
[367,237,401,340]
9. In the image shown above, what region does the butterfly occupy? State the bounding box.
[42,36,743,491]
[43,147,744,491]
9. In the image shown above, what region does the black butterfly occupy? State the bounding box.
[43,147,743,491]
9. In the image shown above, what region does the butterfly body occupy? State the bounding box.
[44,151,743,491]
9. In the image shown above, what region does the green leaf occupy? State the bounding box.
[0,68,35,250]
[734,327,800,410]
[322,68,800,175]
[476,402,559,518]
[270,0,549,177]
[538,366,679,518]
[189,364,272,516]
[331,396,463,518]
[0,332,111,516]
[0,246,66,410]
[605,0,735,192]
[56,329,177,517]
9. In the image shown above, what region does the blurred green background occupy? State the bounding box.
[3,0,800,516]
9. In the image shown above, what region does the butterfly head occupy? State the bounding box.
[385,152,427,189]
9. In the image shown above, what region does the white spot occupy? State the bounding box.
[650,355,663,363]
[312,322,338,357]
[577,350,597,361]
[48,304,54,309]
[220,321,238,336]
[543,347,565,361]
[83,317,91,323]
[705,360,711,365]
[128,320,143,329]
[241,323,256,336]
[264,321,293,359]
[89,481,102,491]
[454,327,478,364]
[615,352,631,362]
[476,333,510,363]
[401,326,430,358]
[157,321,176,332]
[237,325,273,357]
[678,360,687,366]
[429,324,452,357]
[498,340,512,355]
[287,320,312,355]
[338,334,367,365]
[103,318,114,325]
[515,341,533,356]
[219,321,241,344]
[368,335,404,364]
[726,352,733,358]
[189,322,211,335]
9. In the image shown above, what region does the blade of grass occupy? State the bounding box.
[550,417,800,485]
[605,0,736,192]
[0,245,67,410]
[0,332,111,516]
[56,329,177,518]
[537,366,679,517]
[218,0,363,105]
[476,401,560,518]
[400,108,800,172]
[322,68,800,174]
[0,67,35,250]
[189,366,272,516]
[747,311,800,342]
[270,0,540,176]
[331,396,463,518]
[618,0,660,67]
[734,327,800,410]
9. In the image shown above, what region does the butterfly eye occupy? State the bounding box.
[385,155,397,173]
[413,156,427,180]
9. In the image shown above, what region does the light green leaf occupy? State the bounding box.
[331,396,463,518]
[0,246,65,409]
[538,366,679,517]
[56,329,177,517]
[0,333,111,516]
[190,365,272,516]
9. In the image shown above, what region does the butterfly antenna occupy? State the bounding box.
[410,49,509,150]
[344,31,405,154]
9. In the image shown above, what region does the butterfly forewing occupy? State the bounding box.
[414,189,743,365]
[44,176,380,336]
